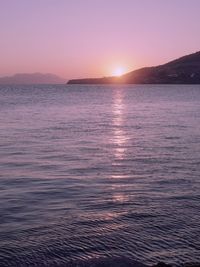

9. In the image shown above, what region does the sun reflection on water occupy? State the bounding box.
[109,89,130,205]
[112,89,127,159]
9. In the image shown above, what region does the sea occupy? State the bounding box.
[0,84,200,267]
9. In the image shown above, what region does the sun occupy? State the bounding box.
[112,66,126,77]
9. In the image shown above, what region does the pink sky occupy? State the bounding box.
[0,0,199,79]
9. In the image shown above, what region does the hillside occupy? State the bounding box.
[68,51,200,84]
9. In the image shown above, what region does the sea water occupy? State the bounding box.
[0,85,200,266]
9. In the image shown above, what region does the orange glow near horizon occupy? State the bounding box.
[111,66,126,77]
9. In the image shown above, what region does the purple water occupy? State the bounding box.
[0,84,200,267]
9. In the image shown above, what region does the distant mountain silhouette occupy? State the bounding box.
[68,51,200,84]
[0,73,66,84]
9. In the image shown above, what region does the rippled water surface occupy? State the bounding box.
[0,85,200,267]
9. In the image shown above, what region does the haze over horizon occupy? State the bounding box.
[0,0,199,79]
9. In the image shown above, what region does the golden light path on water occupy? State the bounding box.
[110,88,131,205]
[112,88,127,160]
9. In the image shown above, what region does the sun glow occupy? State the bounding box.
[112,66,126,77]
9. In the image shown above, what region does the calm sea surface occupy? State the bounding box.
[0,85,200,267]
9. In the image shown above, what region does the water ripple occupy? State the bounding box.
[0,85,200,266]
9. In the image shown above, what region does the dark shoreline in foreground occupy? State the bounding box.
[58,258,200,267]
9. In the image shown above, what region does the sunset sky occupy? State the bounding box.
[0,0,199,79]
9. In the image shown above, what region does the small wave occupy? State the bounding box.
[68,257,148,267]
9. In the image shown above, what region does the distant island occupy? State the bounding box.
[68,51,200,84]
[0,73,66,85]
[1,51,200,85]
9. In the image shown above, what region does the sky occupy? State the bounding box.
[0,0,199,79]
